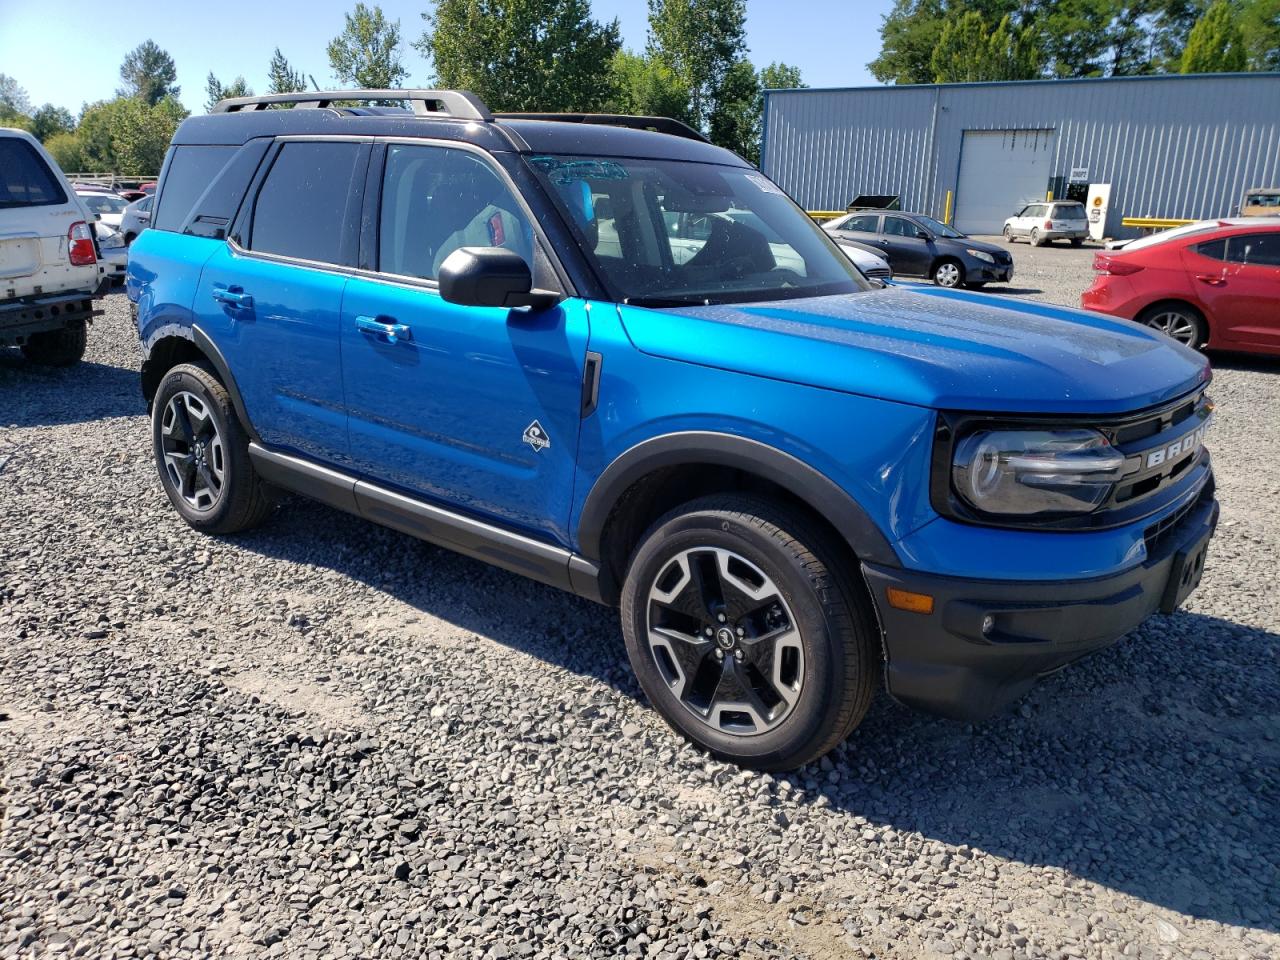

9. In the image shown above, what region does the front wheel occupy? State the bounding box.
[933,260,964,287]
[152,362,273,534]
[21,321,86,366]
[1003,226,1015,243]
[620,495,877,771]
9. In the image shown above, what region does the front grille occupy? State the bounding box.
[865,267,892,280]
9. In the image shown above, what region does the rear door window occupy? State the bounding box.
[153,145,237,231]
[249,141,363,265]
[1226,233,1280,267]
[0,138,66,208]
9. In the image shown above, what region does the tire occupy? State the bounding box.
[1030,228,1044,247]
[123,232,136,245]
[1070,237,1083,248]
[152,362,273,534]
[1138,303,1208,351]
[620,494,877,771]
[1003,226,1015,243]
[21,321,87,366]
[932,259,964,288]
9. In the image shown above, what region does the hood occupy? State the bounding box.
[948,234,1003,254]
[618,285,1210,414]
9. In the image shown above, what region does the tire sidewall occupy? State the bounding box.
[934,260,963,287]
[621,508,850,767]
[152,366,241,530]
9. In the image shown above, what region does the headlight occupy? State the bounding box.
[952,429,1126,516]
[966,249,995,263]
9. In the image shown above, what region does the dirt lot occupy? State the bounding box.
[1,244,1277,960]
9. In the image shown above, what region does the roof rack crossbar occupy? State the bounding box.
[212,89,492,121]
[493,112,709,143]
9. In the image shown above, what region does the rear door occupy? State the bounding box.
[1217,232,1280,350]
[192,138,368,463]
[0,134,97,300]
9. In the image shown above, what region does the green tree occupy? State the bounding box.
[869,0,949,83]
[931,11,1040,81]
[44,132,85,172]
[707,59,760,161]
[1181,0,1247,72]
[1240,0,1280,69]
[118,40,180,105]
[416,0,622,112]
[0,73,32,121]
[327,4,408,90]
[206,73,253,112]
[647,0,747,131]
[268,48,308,94]
[76,97,187,174]
[605,50,695,122]
[29,104,75,141]
[759,61,805,91]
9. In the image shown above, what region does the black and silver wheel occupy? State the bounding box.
[1139,303,1207,350]
[933,259,963,288]
[21,321,86,366]
[621,495,876,770]
[152,362,273,534]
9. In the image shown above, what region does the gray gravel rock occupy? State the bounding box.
[1,265,1277,959]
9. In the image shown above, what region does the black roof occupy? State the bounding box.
[175,89,746,167]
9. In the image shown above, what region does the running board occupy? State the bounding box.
[248,444,604,602]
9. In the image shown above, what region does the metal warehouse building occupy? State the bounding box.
[760,72,1280,238]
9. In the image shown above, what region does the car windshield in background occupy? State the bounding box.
[527,155,869,306]
[1057,205,1087,220]
[80,193,128,215]
[915,214,964,238]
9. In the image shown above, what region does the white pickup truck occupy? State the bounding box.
[1,128,108,365]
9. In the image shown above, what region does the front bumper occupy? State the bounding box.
[862,491,1219,720]
[968,261,1013,283]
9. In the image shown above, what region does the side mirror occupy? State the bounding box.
[438,247,561,310]
[916,229,931,240]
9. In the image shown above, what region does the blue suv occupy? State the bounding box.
[129,90,1218,771]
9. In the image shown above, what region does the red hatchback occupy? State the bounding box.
[1082,218,1280,356]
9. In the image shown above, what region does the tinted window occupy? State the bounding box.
[841,214,879,233]
[882,216,918,237]
[379,144,533,281]
[153,145,237,231]
[1226,233,1280,267]
[0,138,66,208]
[1194,239,1226,260]
[250,142,362,265]
[1055,204,1087,220]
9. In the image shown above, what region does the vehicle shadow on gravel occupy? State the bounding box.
[236,497,1277,934]
[0,353,143,426]
[1208,351,1280,374]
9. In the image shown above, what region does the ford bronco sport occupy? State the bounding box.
[2,127,107,365]
[129,90,1218,771]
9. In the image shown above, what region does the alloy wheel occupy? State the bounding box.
[159,391,225,511]
[935,262,961,287]
[1144,310,1199,346]
[645,547,804,737]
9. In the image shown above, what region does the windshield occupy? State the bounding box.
[80,193,127,215]
[914,214,964,239]
[527,155,869,305]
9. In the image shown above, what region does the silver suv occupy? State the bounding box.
[1003,200,1089,247]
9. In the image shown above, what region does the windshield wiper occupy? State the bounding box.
[623,295,717,308]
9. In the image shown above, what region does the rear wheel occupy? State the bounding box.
[1138,303,1207,350]
[1071,237,1084,248]
[620,495,877,771]
[933,259,964,288]
[21,321,86,366]
[1030,228,1045,247]
[152,362,273,534]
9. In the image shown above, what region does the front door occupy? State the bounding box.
[881,215,933,276]
[340,141,590,545]
[193,139,368,463]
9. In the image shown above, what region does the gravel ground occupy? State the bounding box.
[1,245,1277,960]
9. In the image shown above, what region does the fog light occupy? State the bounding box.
[886,588,935,615]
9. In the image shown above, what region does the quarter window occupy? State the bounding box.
[153,145,236,232]
[378,144,533,281]
[1226,233,1280,267]
[249,142,362,265]
[1194,239,1226,261]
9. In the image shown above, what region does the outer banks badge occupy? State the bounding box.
[523,420,551,452]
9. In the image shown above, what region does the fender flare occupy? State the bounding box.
[576,431,901,569]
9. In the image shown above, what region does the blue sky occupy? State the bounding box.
[0,0,893,115]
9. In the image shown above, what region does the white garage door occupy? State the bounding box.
[954,129,1057,236]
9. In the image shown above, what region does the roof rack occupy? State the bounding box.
[211,89,492,121]
[494,112,709,143]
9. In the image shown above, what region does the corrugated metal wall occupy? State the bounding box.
[761,74,1280,237]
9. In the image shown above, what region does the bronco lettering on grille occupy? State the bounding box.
[1146,421,1210,469]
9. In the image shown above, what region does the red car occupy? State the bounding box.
[1082,218,1280,356]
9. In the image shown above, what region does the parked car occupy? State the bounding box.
[1,127,106,365]
[1241,187,1280,217]
[129,90,1218,771]
[119,194,153,244]
[117,189,148,203]
[1003,200,1089,246]
[823,210,1012,288]
[76,187,130,229]
[1082,217,1280,355]
[838,241,893,282]
[94,221,128,284]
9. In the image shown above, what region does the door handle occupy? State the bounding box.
[212,285,253,308]
[1195,275,1226,287]
[355,315,413,345]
